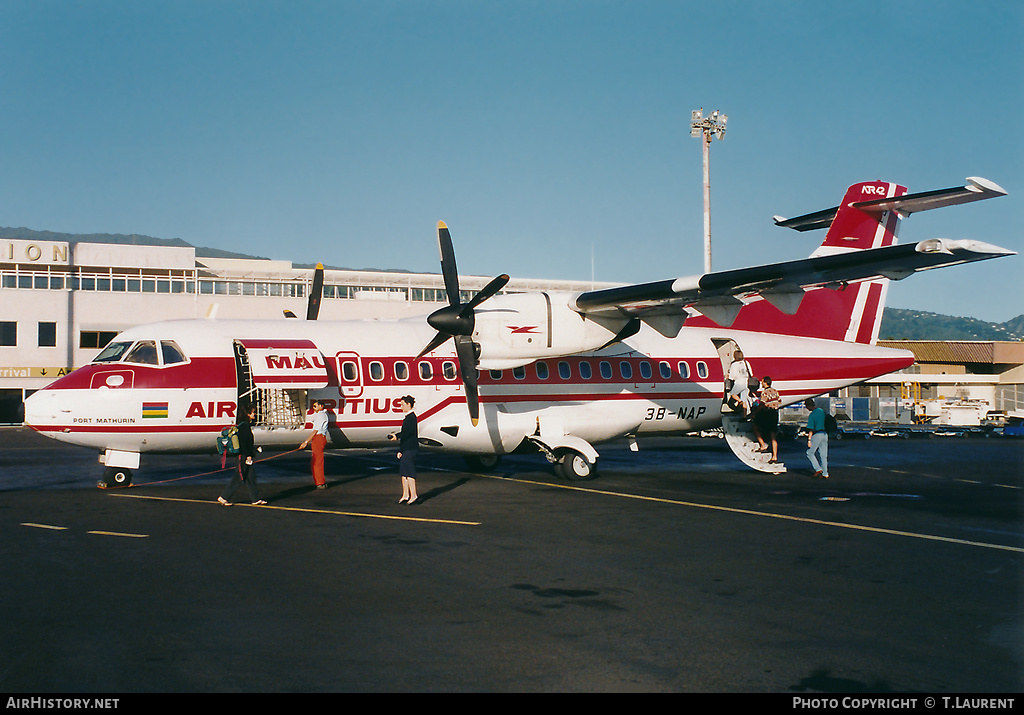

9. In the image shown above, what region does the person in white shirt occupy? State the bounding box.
[299,399,329,489]
[726,350,754,415]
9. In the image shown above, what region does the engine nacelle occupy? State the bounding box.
[472,292,628,369]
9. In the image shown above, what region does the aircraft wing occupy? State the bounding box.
[571,238,1015,323]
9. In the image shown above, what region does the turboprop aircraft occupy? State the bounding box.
[23,177,1013,487]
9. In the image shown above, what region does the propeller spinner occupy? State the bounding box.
[418,221,509,426]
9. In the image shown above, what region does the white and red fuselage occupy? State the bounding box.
[22,309,912,460]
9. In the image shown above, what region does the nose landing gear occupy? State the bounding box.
[99,466,133,489]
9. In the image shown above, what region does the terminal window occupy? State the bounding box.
[0,321,15,346]
[38,322,56,347]
[79,330,118,349]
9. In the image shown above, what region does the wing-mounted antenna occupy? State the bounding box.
[416,221,509,426]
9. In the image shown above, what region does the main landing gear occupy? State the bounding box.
[552,448,597,480]
[525,434,600,481]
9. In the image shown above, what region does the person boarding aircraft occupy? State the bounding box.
[23,177,1013,486]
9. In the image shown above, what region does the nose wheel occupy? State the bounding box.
[100,467,133,489]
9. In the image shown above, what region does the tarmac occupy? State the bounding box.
[0,426,1021,693]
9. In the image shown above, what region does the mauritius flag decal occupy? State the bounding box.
[142,402,169,419]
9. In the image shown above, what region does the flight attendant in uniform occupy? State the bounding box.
[388,396,418,504]
[299,399,329,489]
[218,403,266,506]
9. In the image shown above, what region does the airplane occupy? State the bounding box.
[23,176,1014,487]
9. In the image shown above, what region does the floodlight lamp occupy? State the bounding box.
[691,127,702,138]
[720,114,728,126]
[692,109,702,121]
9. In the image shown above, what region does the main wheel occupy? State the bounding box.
[558,450,597,481]
[465,454,501,471]
[102,466,133,488]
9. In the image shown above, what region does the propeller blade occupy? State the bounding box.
[455,335,480,426]
[416,331,451,359]
[428,221,501,427]
[461,273,510,315]
[306,264,324,320]
[437,221,461,307]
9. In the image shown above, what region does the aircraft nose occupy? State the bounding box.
[22,389,57,430]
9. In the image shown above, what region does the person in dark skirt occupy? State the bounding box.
[388,396,418,504]
[218,403,266,506]
[752,376,782,464]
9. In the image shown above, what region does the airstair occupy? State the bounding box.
[721,412,786,474]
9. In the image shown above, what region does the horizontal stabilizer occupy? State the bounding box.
[774,177,1006,232]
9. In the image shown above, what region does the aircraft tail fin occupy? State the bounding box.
[726,178,1005,344]
[707,181,906,344]
[802,180,906,344]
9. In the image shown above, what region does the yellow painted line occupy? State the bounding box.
[110,493,480,526]
[484,474,1024,554]
[21,522,67,531]
[88,530,149,538]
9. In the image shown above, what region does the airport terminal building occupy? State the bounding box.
[3,236,1022,425]
[0,236,611,423]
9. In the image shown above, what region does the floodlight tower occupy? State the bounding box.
[690,108,727,273]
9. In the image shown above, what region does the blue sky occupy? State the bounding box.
[2,0,1021,322]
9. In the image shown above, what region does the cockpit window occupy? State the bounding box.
[93,341,133,363]
[125,340,159,365]
[161,341,187,365]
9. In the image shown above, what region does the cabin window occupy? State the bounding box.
[619,361,633,379]
[369,361,385,381]
[696,361,708,379]
[599,361,612,379]
[513,366,526,380]
[639,361,652,380]
[160,341,187,365]
[558,361,571,379]
[342,361,359,382]
[394,361,409,381]
[659,361,672,379]
[93,341,132,362]
[489,370,503,381]
[536,361,549,380]
[678,361,690,379]
[442,361,457,380]
[419,361,433,380]
[579,361,593,380]
[125,341,159,365]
